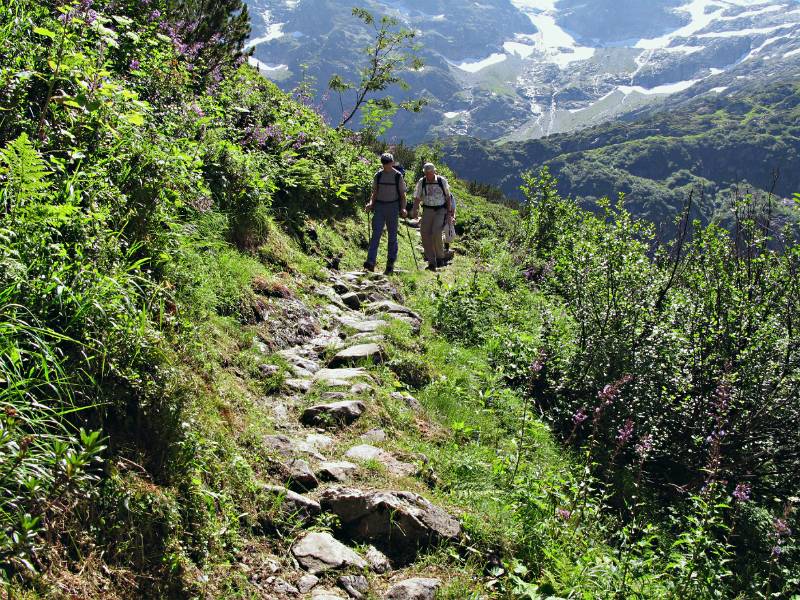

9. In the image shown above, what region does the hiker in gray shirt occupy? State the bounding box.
[365,152,407,274]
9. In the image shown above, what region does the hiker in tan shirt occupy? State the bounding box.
[411,163,453,272]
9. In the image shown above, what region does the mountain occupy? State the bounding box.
[443,80,800,232]
[246,0,800,143]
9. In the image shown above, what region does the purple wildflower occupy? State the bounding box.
[635,434,653,458]
[556,508,572,521]
[86,9,98,24]
[774,518,791,537]
[129,59,141,71]
[572,409,588,426]
[149,9,162,22]
[732,483,751,502]
[771,545,782,558]
[616,418,634,446]
[530,351,546,374]
[190,104,204,117]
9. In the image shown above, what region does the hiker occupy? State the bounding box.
[412,163,453,271]
[364,152,407,275]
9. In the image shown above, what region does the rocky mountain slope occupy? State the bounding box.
[444,79,800,230]
[246,0,800,142]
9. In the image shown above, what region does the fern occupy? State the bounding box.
[0,133,51,215]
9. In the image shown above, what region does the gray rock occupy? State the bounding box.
[285,378,313,393]
[270,577,300,596]
[383,578,441,600]
[314,368,369,384]
[343,445,415,477]
[302,400,366,427]
[366,301,422,322]
[320,488,461,563]
[340,292,361,310]
[260,364,280,377]
[361,428,387,443]
[349,333,385,344]
[279,350,321,374]
[262,485,320,523]
[333,282,351,295]
[365,546,392,574]
[336,316,388,334]
[339,574,369,599]
[292,532,367,575]
[271,402,291,423]
[264,434,326,461]
[305,433,335,451]
[350,383,373,395]
[318,460,359,482]
[278,458,319,492]
[312,591,347,600]
[390,392,422,412]
[297,574,320,593]
[330,344,383,368]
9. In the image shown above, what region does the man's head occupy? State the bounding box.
[423,162,436,180]
[380,153,394,167]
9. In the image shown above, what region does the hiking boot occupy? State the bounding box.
[425,262,437,272]
[363,261,375,272]
[384,262,395,275]
[436,257,450,267]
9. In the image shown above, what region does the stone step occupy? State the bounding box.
[301,400,366,428]
[384,578,441,600]
[343,444,415,477]
[329,343,384,368]
[319,487,461,565]
[314,368,370,386]
[261,484,320,524]
[292,531,367,575]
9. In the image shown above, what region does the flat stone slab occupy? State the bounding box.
[320,487,461,564]
[292,532,367,575]
[318,460,359,482]
[264,434,326,461]
[383,578,441,600]
[329,343,383,368]
[361,428,387,443]
[262,485,320,523]
[343,445,415,477]
[366,301,422,322]
[314,368,369,384]
[336,316,388,333]
[302,400,366,428]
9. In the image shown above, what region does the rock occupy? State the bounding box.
[264,435,325,461]
[292,532,367,575]
[390,392,422,412]
[271,577,299,596]
[361,428,387,443]
[339,575,369,599]
[277,458,319,492]
[349,332,385,344]
[333,282,351,295]
[350,383,372,395]
[314,368,369,385]
[279,350,321,374]
[286,378,313,393]
[336,316,388,334]
[302,400,366,428]
[319,488,461,563]
[305,433,335,451]
[340,292,361,310]
[365,546,392,574]
[383,578,441,600]
[366,301,422,321]
[330,344,383,368]
[271,402,291,423]
[343,445,415,477]
[260,364,280,377]
[312,591,347,600]
[318,460,359,482]
[262,485,320,522]
[297,574,320,593]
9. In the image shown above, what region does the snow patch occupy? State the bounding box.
[785,47,800,58]
[504,41,536,58]
[246,9,284,49]
[618,79,701,95]
[249,57,288,73]
[709,86,729,93]
[443,110,466,119]
[456,53,507,72]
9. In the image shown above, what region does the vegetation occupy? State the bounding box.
[1,1,798,598]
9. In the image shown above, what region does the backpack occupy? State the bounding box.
[374,169,403,202]
[420,175,448,208]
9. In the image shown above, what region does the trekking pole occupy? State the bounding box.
[403,209,420,270]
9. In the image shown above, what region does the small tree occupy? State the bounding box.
[328,8,426,131]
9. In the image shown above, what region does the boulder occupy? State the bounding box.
[269,577,300,596]
[383,578,441,600]
[390,392,422,412]
[302,400,366,427]
[285,378,313,393]
[361,428,387,443]
[262,485,320,523]
[314,368,369,385]
[336,316,388,334]
[292,532,367,575]
[319,487,461,563]
[318,460,360,482]
[329,344,383,368]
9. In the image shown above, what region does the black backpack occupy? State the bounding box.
[374,169,403,202]
[420,175,448,207]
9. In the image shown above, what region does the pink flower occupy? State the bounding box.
[732,483,751,502]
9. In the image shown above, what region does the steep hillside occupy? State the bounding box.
[444,80,800,230]
[246,0,800,142]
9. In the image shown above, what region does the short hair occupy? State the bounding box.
[423,163,435,172]
[380,153,394,164]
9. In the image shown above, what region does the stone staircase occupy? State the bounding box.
[254,270,458,600]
